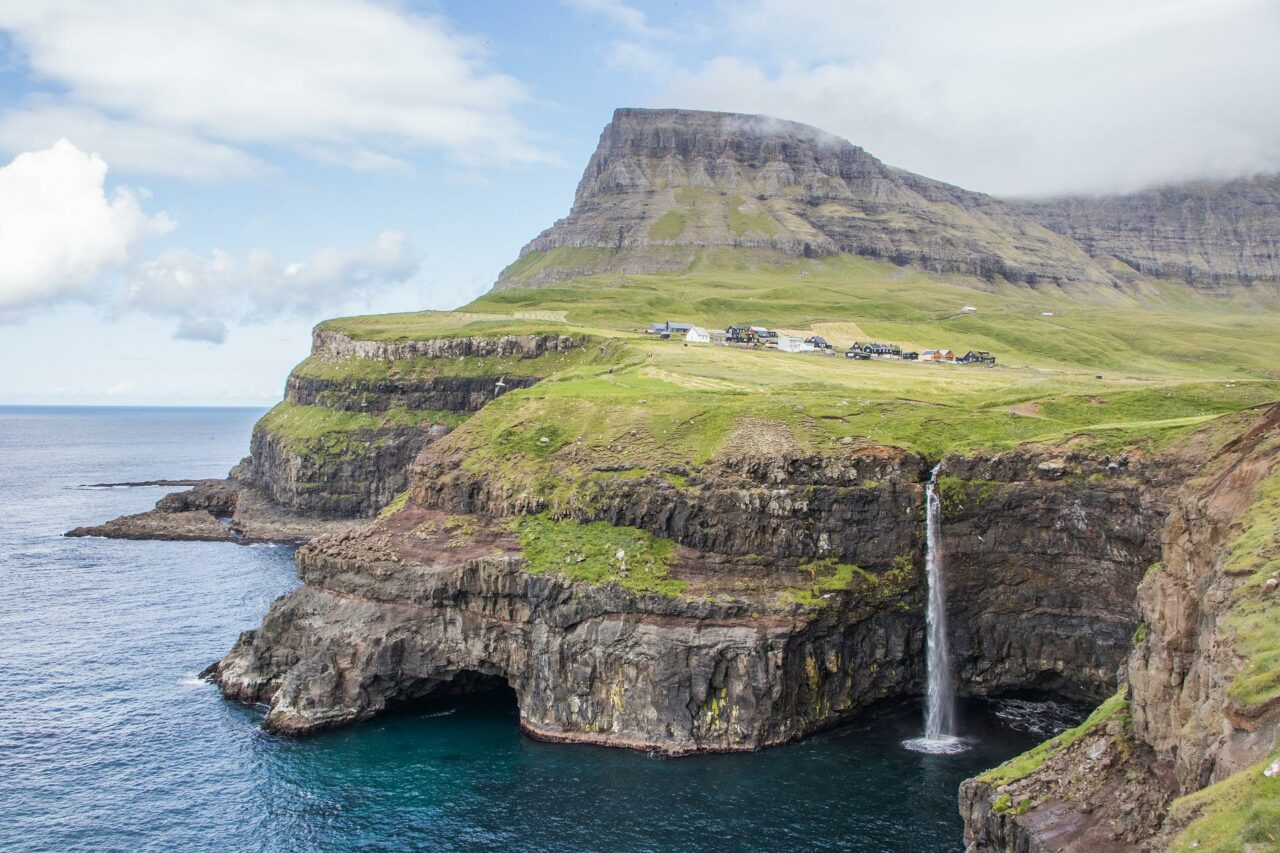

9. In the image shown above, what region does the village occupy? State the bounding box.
[646,320,997,365]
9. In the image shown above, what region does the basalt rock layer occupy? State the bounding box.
[209,506,924,752]
[496,108,1115,290]
[72,330,582,541]
[212,432,1189,756]
[960,405,1280,852]
[1012,174,1280,289]
[941,451,1188,703]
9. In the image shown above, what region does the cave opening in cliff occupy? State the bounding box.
[392,670,519,721]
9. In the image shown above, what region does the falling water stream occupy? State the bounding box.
[904,464,969,754]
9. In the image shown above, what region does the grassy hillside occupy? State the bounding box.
[310,252,1280,475]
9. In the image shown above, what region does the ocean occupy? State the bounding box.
[0,406,1084,852]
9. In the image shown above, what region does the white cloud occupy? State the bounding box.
[0,104,269,182]
[0,139,173,318]
[656,0,1280,195]
[0,0,549,178]
[563,0,657,36]
[0,139,420,340]
[122,230,419,333]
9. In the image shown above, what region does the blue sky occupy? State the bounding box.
[1,0,1276,405]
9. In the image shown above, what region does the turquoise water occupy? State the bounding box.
[0,407,1085,852]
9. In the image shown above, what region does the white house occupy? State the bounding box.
[685,327,711,344]
[778,335,815,353]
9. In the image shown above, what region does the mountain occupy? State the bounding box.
[496,108,1280,296]
[1010,174,1280,289]
[495,108,1116,291]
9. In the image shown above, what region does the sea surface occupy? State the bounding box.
[0,406,1087,852]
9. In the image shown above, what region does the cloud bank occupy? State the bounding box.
[0,0,549,179]
[0,140,419,340]
[654,0,1280,196]
[0,139,173,318]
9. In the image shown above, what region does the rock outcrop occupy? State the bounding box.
[960,405,1280,851]
[209,506,923,752]
[210,431,1191,756]
[1012,175,1280,289]
[496,108,1116,290]
[941,451,1188,702]
[71,330,584,541]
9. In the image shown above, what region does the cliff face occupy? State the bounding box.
[496,108,1115,290]
[212,506,923,752]
[210,416,1189,756]
[1012,175,1280,289]
[942,451,1187,703]
[960,406,1280,851]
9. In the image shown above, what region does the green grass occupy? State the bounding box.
[464,251,1280,380]
[649,210,688,240]
[1170,749,1280,852]
[377,490,410,518]
[300,250,1278,513]
[781,554,920,608]
[291,336,625,383]
[727,196,778,236]
[1222,472,1280,715]
[256,402,466,458]
[512,513,686,596]
[978,688,1129,787]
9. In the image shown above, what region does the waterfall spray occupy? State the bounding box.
[904,464,967,754]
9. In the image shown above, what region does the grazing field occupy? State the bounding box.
[313,252,1280,477]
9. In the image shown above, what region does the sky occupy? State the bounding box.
[1,0,1277,405]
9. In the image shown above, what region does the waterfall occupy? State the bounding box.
[904,464,967,754]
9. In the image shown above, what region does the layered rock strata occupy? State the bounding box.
[71,331,581,541]
[1013,175,1280,288]
[211,437,1185,755]
[209,506,923,752]
[960,405,1280,851]
[496,108,1115,289]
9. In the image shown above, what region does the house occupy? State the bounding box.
[901,351,919,361]
[686,327,711,344]
[861,341,902,357]
[709,330,728,345]
[958,350,996,365]
[778,335,815,353]
[725,325,754,343]
[805,335,832,351]
[921,349,955,362]
[649,321,695,338]
[845,347,872,360]
[751,327,779,348]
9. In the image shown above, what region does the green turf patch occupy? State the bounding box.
[512,513,685,596]
[978,688,1129,787]
[1222,472,1280,715]
[1170,749,1280,852]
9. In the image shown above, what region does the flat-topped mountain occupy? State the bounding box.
[496,108,1280,295]
[496,108,1115,290]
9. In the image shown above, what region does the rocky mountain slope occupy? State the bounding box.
[1011,174,1280,290]
[497,108,1280,295]
[496,108,1117,290]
